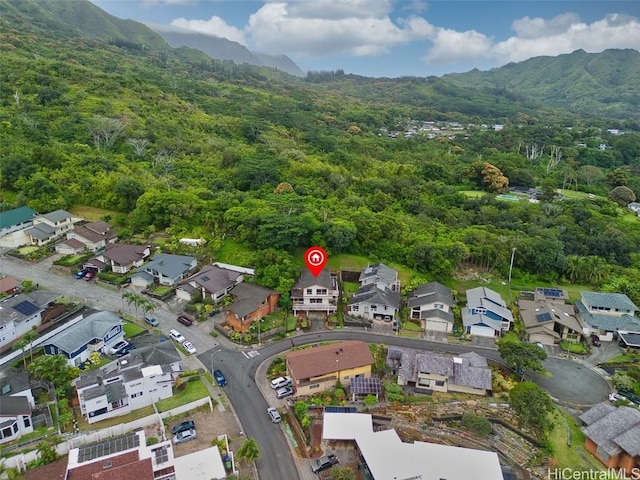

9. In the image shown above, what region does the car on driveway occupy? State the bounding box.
[311,454,338,474]
[171,420,195,434]
[173,428,197,444]
[169,329,185,343]
[108,340,129,355]
[84,270,96,281]
[183,341,197,354]
[214,369,227,387]
[116,343,136,356]
[177,315,193,326]
[276,386,294,399]
[591,334,601,347]
[270,376,292,389]
[267,407,281,423]
[144,315,159,327]
[75,269,88,279]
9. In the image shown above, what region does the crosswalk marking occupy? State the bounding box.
[242,350,260,358]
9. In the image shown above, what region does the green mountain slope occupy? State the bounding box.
[443,49,640,119]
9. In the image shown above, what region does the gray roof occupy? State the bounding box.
[293,268,334,290]
[465,287,513,323]
[581,404,640,456]
[407,282,453,308]
[40,209,72,223]
[184,264,242,293]
[0,291,61,327]
[0,371,31,396]
[359,263,397,286]
[25,222,56,239]
[348,283,401,309]
[581,291,638,312]
[134,341,180,367]
[387,347,492,391]
[226,282,278,318]
[0,395,31,416]
[140,253,196,278]
[461,308,503,331]
[418,308,454,322]
[575,300,640,332]
[579,402,616,426]
[45,311,122,354]
[518,299,583,333]
[99,244,149,266]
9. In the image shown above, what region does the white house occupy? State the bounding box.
[24,210,79,246]
[0,396,33,445]
[0,206,37,248]
[75,341,180,424]
[575,291,640,341]
[407,281,455,333]
[358,263,400,292]
[0,291,61,350]
[347,283,401,322]
[132,253,197,288]
[43,311,124,367]
[462,287,513,337]
[176,264,244,302]
[64,220,118,252]
[291,268,339,319]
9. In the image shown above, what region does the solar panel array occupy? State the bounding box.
[537,288,565,298]
[12,300,39,316]
[535,312,553,323]
[77,433,139,463]
[350,377,383,395]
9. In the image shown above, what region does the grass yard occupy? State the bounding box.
[460,190,485,198]
[74,405,155,431]
[550,409,604,471]
[603,353,640,364]
[148,285,172,296]
[156,378,210,412]
[123,321,146,338]
[216,238,254,265]
[559,341,588,354]
[69,205,120,222]
[17,245,38,255]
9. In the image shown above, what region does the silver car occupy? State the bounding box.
[173,428,197,444]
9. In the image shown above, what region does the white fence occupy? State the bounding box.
[3,396,213,472]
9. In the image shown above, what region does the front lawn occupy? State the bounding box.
[559,341,588,354]
[123,321,146,338]
[550,409,604,471]
[156,378,210,412]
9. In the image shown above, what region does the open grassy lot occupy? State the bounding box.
[551,409,605,471]
[216,238,254,265]
[460,190,485,198]
[69,205,120,222]
[156,378,210,412]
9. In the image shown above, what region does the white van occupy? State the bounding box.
[169,329,185,343]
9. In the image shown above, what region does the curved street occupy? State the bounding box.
[2,254,613,480]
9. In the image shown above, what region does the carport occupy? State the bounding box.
[618,330,640,348]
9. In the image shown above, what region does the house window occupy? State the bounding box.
[306,289,313,295]
[435,303,443,309]
[351,305,359,312]
[435,380,445,387]
[310,298,322,304]
[316,289,327,295]
[22,416,31,428]
[309,384,320,390]
[1,426,13,439]
[370,305,377,310]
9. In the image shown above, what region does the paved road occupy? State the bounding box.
[2,254,613,480]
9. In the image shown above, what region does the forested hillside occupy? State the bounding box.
[1,0,639,303]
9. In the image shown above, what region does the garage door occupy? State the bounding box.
[426,320,449,332]
[470,325,495,337]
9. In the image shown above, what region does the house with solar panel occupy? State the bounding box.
[575,291,640,343]
[461,287,513,337]
[518,287,586,346]
[0,291,61,351]
[43,311,124,367]
[74,342,181,424]
[346,263,402,322]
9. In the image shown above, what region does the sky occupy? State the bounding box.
[89,0,640,78]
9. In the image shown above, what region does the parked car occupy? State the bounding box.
[177,315,193,326]
[618,389,640,406]
[311,454,338,473]
[144,315,159,327]
[84,270,96,281]
[169,329,185,343]
[116,343,136,356]
[171,420,195,434]
[267,407,281,423]
[276,386,294,399]
[183,341,197,354]
[270,376,292,389]
[609,392,624,402]
[173,428,197,444]
[108,340,129,355]
[214,369,227,387]
[75,269,88,279]
[591,335,601,347]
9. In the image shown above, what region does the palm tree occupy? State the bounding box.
[23,330,39,363]
[565,255,583,284]
[236,438,260,465]
[12,338,29,369]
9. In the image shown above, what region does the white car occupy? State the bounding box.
[267,407,281,423]
[169,329,185,343]
[108,340,129,355]
[270,376,292,389]
[183,341,197,354]
[609,392,623,402]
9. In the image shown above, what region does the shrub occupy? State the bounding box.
[461,412,492,437]
[146,437,159,446]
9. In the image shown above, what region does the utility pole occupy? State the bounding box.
[508,247,516,302]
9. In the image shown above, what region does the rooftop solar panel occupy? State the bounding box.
[350,377,383,395]
[535,312,553,323]
[77,433,139,463]
[12,300,39,316]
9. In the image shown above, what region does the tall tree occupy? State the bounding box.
[497,341,547,380]
[509,382,554,438]
[236,438,260,464]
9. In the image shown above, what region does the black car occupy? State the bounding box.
[171,420,195,434]
[618,389,640,406]
[591,334,601,347]
[116,343,137,356]
[177,315,193,326]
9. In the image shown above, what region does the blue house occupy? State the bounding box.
[462,287,513,337]
[43,311,123,367]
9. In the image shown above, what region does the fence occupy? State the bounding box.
[3,396,213,472]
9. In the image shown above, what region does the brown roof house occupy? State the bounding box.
[87,244,151,274]
[580,402,640,474]
[285,340,374,396]
[176,264,244,302]
[0,275,20,296]
[223,282,280,333]
[518,288,586,346]
[64,220,118,252]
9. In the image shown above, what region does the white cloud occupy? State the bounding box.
[422,12,640,67]
[245,1,433,56]
[170,16,246,44]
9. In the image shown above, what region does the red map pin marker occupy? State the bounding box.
[304,246,328,277]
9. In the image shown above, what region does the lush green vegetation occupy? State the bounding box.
[156,378,210,412]
[1,0,639,308]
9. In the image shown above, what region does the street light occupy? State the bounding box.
[210,349,221,375]
[508,247,516,302]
